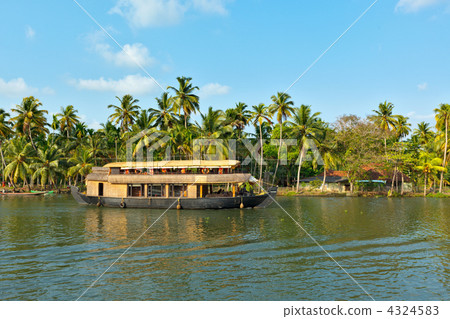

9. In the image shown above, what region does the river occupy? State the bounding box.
[0,195,448,300]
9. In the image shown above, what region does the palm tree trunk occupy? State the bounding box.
[24,177,31,192]
[0,143,6,184]
[28,126,37,150]
[321,168,327,192]
[115,139,118,162]
[424,172,427,197]
[259,124,263,188]
[272,122,282,184]
[439,118,448,193]
[296,148,304,192]
[401,173,404,195]
[390,168,396,193]
[384,137,387,156]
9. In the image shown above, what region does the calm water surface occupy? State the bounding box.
[0,195,448,301]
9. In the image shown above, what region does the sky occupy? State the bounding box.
[1,0,450,130]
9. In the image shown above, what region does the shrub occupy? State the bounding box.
[426,192,450,198]
[309,180,322,190]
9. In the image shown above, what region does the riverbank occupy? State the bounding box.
[1,187,71,194]
[276,187,450,198]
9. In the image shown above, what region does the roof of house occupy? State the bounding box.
[299,171,348,183]
[299,167,411,184]
[103,160,241,169]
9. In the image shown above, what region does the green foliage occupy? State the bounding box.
[426,192,450,198]
[0,80,449,193]
[309,180,322,189]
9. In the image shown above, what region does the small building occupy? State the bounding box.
[299,167,412,193]
[299,171,349,192]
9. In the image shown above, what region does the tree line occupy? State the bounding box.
[0,76,449,195]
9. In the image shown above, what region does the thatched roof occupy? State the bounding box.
[86,173,108,182]
[299,168,411,184]
[103,160,240,169]
[105,173,251,184]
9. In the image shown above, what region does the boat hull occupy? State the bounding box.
[1,192,47,196]
[70,186,276,209]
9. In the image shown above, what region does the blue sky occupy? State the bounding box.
[1,0,450,130]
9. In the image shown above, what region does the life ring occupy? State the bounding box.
[136,169,141,174]
[181,168,186,174]
[202,168,209,174]
[218,168,223,174]
[162,168,167,173]
[119,201,126,209]
[125,169,129,175]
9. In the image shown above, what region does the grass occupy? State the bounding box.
[426,192,450,198]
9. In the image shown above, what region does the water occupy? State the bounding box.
[0,195,448,301]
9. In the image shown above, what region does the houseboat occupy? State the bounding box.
[70,160,277,209]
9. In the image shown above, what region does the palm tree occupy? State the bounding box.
[370,101,397,154]
[4,137,34,189]
[99,121,121,161]
[160,124,196,159]
[108,94,141,133]
[86,133,107,165]
[50,114,60,132]
[31,144,61,189]
[413,122,434,146]
[56,105,80,138]
[68,148,94,185]
[150,92,177,130]
[268,92,295,184]
[11,96,48,149]
[395,115,411,141]
[133,109,154,131]
[0,109,12,184]
[434,103,450,193]
[167,76,199,128]
[195,107,232,159]
[287,104,324,191]
[250,103,272,185]
[416,152,446,196]
[74,122,88,141]
[226,102,251,139]
[318,141,338,192]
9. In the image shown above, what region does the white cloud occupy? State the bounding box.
[42,87,56,95]
[0,77,38,97]
[192,0,228,15]
[71,74,160,95]
[406,111,434,119]
[417,82,428,90]
[199,83,230,98]
[88,32,154,68]
[110,0,230,28]
[89,120,102,130]
[0,77,55,98]
[25,25,35,39]
[395,0,446,13]
[110,0,187,27]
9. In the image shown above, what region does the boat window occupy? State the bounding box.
[148,184,164,197]
[98,183,104,196]
[197,184,210,198]
[169,184,186,197]
[128,184,144,197]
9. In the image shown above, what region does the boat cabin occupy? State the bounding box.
[85,160,254,199]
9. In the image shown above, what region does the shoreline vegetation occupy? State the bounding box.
[0,76,449,198]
